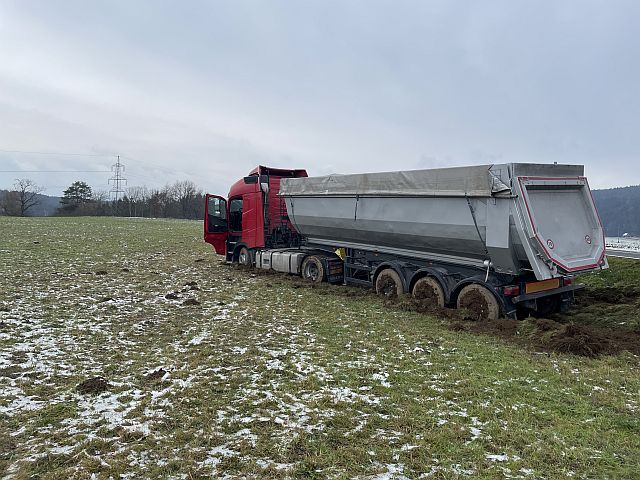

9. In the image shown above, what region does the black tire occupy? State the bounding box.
[301,256,325,283]
[535,296,559,317]
[375,269,403,297]
[412,276,445,308]
[238,247,252,267]
[456,284,500,321]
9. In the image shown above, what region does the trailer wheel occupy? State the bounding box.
[535,296,559,317]
[301,256,325,283]
[375,269,403,298]
[238,247,251,267]
[457,284,500,321]
[412,277,445,308]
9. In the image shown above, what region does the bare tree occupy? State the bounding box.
[126,186,148,217]
[0,191,19,216]
[173,180,199,219]
[7,179,45,217]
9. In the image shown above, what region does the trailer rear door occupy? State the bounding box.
[517,177,606,273]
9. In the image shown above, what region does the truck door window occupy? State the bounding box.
[207,197,227,233]
[229,198,243,231]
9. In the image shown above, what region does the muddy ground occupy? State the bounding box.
[241,264,640,358]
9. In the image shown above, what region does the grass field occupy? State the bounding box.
[1,216,639,479]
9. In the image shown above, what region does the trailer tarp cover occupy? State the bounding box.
[279,165,510,197]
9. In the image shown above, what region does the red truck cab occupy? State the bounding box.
[204,166,307,262]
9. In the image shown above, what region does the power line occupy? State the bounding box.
[0,170,109,173]
[0,148,116,157]
[119,154,188,176]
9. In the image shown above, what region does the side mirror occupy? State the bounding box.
[243,176,259,184]
[260,175,270,193]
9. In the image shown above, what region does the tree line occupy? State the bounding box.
[0,178,206,220]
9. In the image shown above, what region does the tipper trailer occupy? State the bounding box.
[204,164,607,319]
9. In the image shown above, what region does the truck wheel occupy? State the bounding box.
[238,247,251,267]
[412,277,445,308]
[301,256,325,283]
[457,284,500,321]
[375,269,403,298]
[535,296,559,317]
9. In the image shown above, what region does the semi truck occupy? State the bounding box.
[204,164,607,320]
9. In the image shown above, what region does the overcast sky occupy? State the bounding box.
[0,0,638,196]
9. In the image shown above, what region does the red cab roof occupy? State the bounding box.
[247,165,308,178]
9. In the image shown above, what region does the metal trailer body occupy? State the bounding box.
[279,163,607,281]
[277,163,607,316]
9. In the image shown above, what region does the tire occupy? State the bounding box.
[375,269,403,298]
[238,247,252,267]
[301,256,325,283]
[535,296,559,317]
[456,284,500,321]
[412,276,445,308]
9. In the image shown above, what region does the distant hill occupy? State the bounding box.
[0,190,61,216]
[592,186,640,236]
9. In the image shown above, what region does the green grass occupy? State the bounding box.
[1,216,639,479]
[558,257,640,332]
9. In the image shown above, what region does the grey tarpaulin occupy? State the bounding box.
[279,165,511,198]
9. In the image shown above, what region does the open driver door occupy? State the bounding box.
[204,194,228,255]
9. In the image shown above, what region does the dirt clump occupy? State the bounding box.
[452,315,640,357]
[576,287,640,306]
[194,258,205,263]
[183,281,200,291]
[542,324,611,357]
[95,270,108,276]
[0,305,10,312]
[466,317,519,338]
[98,297,114,303]
[121,268,130,272]
[449,321,467,332]
[145,368,167,381]
[534,318,557,331]
[77,376,109,395]
[376,274,398,297]
[183,298,201,306]
[165,292,180,300]
[413,281,440,304]
[458,290,489,321]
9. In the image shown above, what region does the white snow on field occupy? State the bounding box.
[0,389,44,415]
[364,463,410,480]
[486,453,522,462]
[606,236,640,251]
